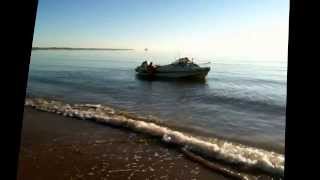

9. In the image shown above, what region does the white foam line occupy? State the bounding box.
[25,98,284,177]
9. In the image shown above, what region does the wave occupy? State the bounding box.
[197,93,286,115]
[25,97,284,178]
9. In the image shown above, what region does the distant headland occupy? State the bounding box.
[32,47,134,51]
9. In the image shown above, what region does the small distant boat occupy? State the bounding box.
[135,57,211,80]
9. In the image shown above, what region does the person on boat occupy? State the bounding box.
[141,61,148,70]
[147,62,157,74]
[147,62,152,71]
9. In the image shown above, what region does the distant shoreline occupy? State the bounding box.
[32,47,134,51]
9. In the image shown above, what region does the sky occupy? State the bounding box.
[33,0,290,61]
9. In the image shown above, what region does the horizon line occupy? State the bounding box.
[32,46,135,51]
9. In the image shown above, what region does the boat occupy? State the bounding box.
[135,57,210,80]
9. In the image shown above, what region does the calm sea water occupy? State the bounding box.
[26,50,287,152]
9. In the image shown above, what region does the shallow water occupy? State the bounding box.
[26,50,287,151]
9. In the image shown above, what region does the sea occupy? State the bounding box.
[26,49,287,154]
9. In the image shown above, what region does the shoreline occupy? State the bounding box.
[24,97,285,177]
[20,97,284,179]
[19,107,232,180]
[26,95,284,154]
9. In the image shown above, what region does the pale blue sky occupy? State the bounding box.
[33,0,289,60]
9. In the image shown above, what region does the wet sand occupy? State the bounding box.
[18,107,230,180]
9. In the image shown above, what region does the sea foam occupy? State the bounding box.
[25,97,284,177]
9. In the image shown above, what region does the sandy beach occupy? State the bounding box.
[23,1,288,178]
[18,107,230,180]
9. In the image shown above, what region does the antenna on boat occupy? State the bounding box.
[144,48,149,61]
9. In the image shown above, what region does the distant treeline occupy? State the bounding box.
[32,47,134,51]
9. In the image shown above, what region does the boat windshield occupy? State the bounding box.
[172,57,193,64]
